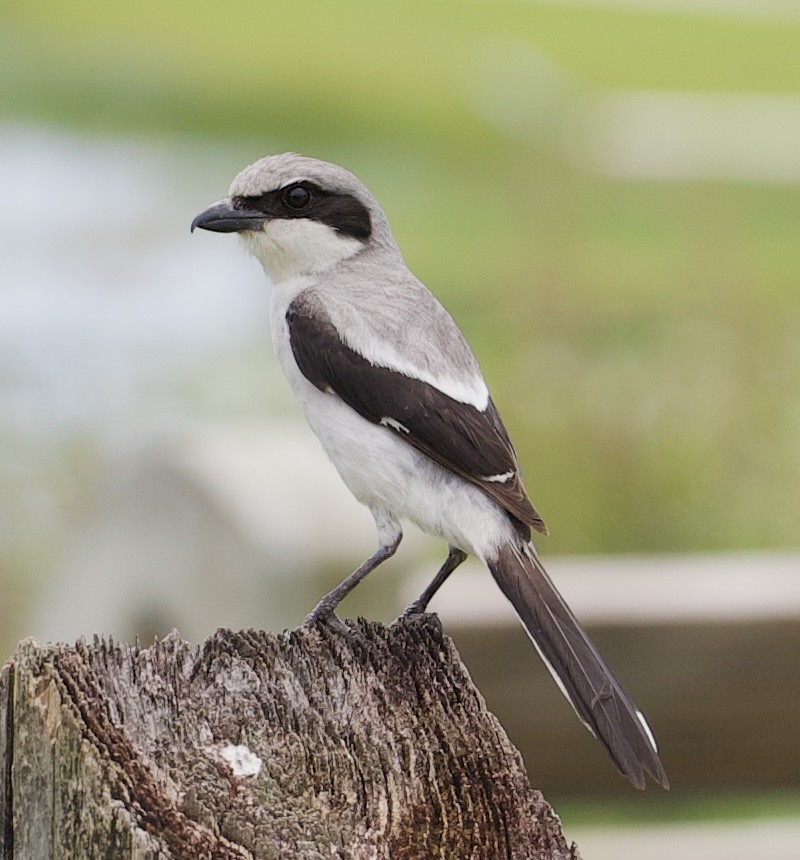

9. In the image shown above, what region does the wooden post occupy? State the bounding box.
[1,616,579,859]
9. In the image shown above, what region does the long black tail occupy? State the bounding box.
[488,542,669,789]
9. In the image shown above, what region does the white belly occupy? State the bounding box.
[268,280,514,560]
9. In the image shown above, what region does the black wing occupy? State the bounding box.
[286,294,547,538]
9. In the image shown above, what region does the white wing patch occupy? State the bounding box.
[380,416,410,434]
[483,470,515,483]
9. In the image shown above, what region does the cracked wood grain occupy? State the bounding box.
[0,616,580,859]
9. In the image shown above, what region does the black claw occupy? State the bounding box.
[402,600,428,617]
[305,608,359,641]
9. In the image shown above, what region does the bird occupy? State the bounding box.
[191,153,669,790]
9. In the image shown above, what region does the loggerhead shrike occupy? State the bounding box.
[192,153,668,790]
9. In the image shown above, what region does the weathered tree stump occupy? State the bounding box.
[1,616,579,859]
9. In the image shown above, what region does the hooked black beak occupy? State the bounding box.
[191,199,266,234]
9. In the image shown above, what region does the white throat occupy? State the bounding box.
[240,218,364,284]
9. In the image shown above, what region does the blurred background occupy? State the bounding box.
[1,0,799,856]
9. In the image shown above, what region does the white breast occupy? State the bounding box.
[266,280,515,561]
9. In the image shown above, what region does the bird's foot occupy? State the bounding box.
[401,598,430,618]
[305,602,361,641]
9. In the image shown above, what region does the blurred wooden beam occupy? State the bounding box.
[398,553,800,795]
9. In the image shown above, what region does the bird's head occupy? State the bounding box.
[191,153,395,283]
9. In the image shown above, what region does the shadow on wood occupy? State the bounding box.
[1,616,579,859]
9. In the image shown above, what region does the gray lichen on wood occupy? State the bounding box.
[1,616,579,859]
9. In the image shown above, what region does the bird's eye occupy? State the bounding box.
[282,185,312,210]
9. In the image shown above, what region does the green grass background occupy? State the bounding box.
[2,0,798,555]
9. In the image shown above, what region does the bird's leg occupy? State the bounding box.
[404,546,468,616]
[306,534,402,629]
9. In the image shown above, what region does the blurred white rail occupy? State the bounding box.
[407,551,800,625]
[468,41,800,183]
[520,0,800,19]
[571,817,800,860]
